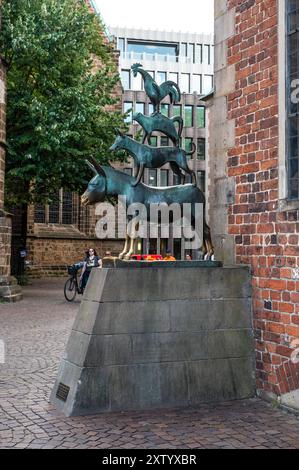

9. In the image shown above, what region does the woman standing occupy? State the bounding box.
[80,248,102,291]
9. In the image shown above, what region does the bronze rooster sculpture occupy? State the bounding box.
[131,63,181,113]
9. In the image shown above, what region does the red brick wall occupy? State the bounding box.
[226,0,299,398]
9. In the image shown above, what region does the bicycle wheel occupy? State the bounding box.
[64,277,77,302]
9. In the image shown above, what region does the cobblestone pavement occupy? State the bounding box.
[0,278,299,449]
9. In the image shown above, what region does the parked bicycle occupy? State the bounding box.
[64,262,84,302]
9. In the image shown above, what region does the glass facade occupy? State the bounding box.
[287,0,299,199]
[161,103,169,117]
[150,136,157,147]
[127,41,177,57]
[202,75,213,94]
[160,137,169,146]
[169,72,178,83]
[197,171,205,193]
[184,138,193,159]
[172,104,181,117]
[193,74,202,93]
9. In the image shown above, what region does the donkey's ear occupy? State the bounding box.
[85,160,97,175]
[88,157,106,177]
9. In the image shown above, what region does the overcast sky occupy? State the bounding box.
[93,0,214,35]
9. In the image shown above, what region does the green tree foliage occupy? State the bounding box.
[0,0,126,204]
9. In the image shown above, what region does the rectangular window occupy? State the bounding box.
[160,137,169,146]
[49,191,60,224]
[181,43,188,57]
[202,75,213,94]
[184,105,193,127]
[188,43,195,62]
[181,74,190,93]
[148,103,154,115]
[127,41,177,57]
[34,204,45,223]
[132,73,143,91]
[161,103,169,117]
[135,102,145,115]
[169,72,178,84]
[287,0,299,199]
[192,74,202,94]
[203,45,210,64]
[197,138,205,160]
[62,191,73,225]
[172,104,181,117]
[118,38,125,52]
[149,136,157,147]
[123,168,132,176]
[197,171,205,193]
[197,106,205,128]
[184,138,193,159]
[121,70,130,89]
[146,70,155,79]
[195,44,202,64]
[157,71,166,85]
[149,169,157,186]
[160,169,169,187]
[124,102,133,123]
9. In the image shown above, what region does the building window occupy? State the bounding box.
[135,102,145,114]
[197,171,205,193]
[148,103,154,115]
[160,169,169,186]
[124,102,133,123]
[184,138,193,160]
[132,73,143,91]
[197,138,205,160]
[169,72,178,84]
[195,44,202,64]
[181,43,188,57]
[123,168,132,176]
[146,70,155,79]
[149,169,157,186]
[202,75,213,94]
[34,204,45,223]
[127,41,177,57]
[188,43,195,62]
[150,136,157,147]
[193,74,202,94]
[118,38,125,53]
[161,103,169,117]
[172,105,181,118]
[35,189,74,225]
[203,45,211,64]
[160,137,169,146]
[287,0,299,199]
[197,106,205,128]
[157,71,166,85]
[121,69,130,89]
[184,105,193,127]
[181,73,190,93]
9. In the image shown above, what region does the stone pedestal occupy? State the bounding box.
[51,265,254,416]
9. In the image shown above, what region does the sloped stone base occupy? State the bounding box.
[51,265,255,416]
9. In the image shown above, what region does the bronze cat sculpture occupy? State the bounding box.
[133,112,183,146]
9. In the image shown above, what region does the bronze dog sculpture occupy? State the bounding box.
[133,112,183,146]
[81,157,214,260]
[110,132,197,187]
[131,63,181,113]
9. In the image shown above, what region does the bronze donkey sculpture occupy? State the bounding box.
[133,112,183,146]
[81,157,214,261]
[110,132,197,187]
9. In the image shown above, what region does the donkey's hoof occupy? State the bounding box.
[118,254,124,260]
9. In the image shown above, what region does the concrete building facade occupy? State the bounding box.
[208,0,299,412]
